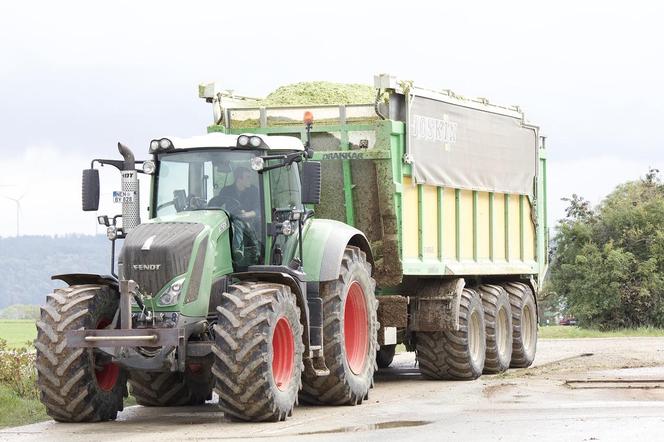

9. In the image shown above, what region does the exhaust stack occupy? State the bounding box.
[118,142,141,232]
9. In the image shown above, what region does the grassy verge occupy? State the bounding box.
[0,320,36,348]
[0,385,48,428]
[539,325,664,339]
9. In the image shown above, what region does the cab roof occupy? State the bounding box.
[159,133,305,152]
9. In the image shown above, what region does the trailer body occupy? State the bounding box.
[205,75,549,292]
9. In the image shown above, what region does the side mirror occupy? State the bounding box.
[301,161,321,205]
[82,169,100,211]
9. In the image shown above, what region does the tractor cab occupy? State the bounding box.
[146,132,318,271]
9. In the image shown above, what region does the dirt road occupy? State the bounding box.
[3,337,664,441]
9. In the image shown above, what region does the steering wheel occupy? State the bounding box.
[210,195,242,213]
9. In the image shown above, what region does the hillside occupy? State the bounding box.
[0,235,112,309]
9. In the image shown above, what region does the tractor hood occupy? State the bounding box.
[120,222,205,298]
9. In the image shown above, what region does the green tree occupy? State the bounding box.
[549,169,664,329]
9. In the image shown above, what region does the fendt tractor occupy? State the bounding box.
[35,74,547,423]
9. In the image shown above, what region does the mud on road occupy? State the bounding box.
[3,337,664,441]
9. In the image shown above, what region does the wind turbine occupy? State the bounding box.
[2,190,27,237]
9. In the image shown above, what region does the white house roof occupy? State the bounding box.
[161,132,304,151]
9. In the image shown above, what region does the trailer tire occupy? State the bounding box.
[416,288,486,380]
[35,285,126,422]
[128,358,213,406]
[478,284,513,374]
[504,282,538,368]
[300,246,378,405]
[376,344,396,369]
[212,282,303,422]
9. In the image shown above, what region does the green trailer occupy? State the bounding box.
[202,73,548,374]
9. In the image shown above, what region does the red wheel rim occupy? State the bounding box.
[95,319,120,391]
[344,281,368,374]
[272,317,295,391]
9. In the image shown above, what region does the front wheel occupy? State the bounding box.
[300,246,378,405]
[212,282,303,422]
[35,285,126,422]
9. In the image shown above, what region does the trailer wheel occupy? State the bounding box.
[504,282,538,368]
[128,357,213,406]
[212,282,303,422]
[300,246,378,405]
[478,284,513,374]
[35,285,126,422]
[416,288,486,380]
[376,344,396,369]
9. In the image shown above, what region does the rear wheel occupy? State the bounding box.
[212,282,303,422]
[416,288,486,380]
[503,282,538,368]
[376,344,396,369]
[300,246,378,405]
[35,285,126,422]
[128,357,213,406]
[478,284,513,374]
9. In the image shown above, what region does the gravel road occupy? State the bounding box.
[2,337,664,441]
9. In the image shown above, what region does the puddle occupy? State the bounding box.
[297,420,431,435]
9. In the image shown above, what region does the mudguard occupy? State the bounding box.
[302,219,373,282]
[52,273,119,290]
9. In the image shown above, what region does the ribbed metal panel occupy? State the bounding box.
[120,222,204,296]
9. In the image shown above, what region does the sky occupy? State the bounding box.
[0,0,663,237]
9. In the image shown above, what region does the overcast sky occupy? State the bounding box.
[0,0,662,237]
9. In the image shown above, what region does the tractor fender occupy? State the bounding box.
[52,273,119,291]
[302,219,373,283]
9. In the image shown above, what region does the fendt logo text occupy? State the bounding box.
[133,264,162,271]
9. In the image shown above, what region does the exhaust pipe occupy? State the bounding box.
[118,142,141,232]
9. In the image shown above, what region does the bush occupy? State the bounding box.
[0,339,38,399]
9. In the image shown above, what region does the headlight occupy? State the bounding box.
[250,156,264,171]
[106,226,118,240]
[237,135,250,147]
[249,136,262,147]
[159,138,173,149]
[158,278,186,306]
[142,160,156,174]
[281,220,294,236]
[150,140,160,151]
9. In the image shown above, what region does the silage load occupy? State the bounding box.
[261,81,375,106]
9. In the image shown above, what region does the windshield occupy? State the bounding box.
[155,150,264,268]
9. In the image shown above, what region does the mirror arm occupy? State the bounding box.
[91,158,125,171]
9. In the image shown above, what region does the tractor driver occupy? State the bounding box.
[208,166,259,222]
[208,166,261,262]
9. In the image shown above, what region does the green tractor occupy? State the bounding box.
[35,116,378,422]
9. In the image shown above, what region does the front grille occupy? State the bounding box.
[120,222,204,296]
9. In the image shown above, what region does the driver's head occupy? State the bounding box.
[234,167,253,191]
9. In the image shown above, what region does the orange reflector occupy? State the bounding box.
[303,111,314,124]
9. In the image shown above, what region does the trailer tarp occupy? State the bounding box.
[407,94,538,197]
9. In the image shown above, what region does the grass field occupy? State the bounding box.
[539,325,664,339]
[0,320,36,348]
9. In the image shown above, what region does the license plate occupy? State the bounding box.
[113,191,136,204]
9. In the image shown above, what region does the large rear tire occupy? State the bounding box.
[478,284,513,374]
[416,288,486,380]
[212,282,303,422]
[128,357,213,406]
[503,282,538,368]
[300,246,378,405]
[35,285,126,422]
